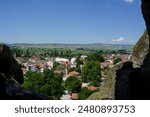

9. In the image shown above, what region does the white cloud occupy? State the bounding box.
[123,0,134,3]
[112,37,125,42]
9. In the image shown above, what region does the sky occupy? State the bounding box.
[0,0,146,44]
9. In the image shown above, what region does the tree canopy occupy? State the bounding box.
[81,60,101,87]
[64,76,82,93]
[22,69,63,99]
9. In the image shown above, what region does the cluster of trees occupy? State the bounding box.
[41,49,72,58]
[82,61,101,87]
[85,53,104,62]
[64,76,82,93]
[22,69,63,99]
[81,53,102,87]
[64,76,98,100]
[11,47,73,58]
[11,47,108,59]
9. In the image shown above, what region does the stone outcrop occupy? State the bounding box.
[0,44,47,100]
[1,75,47,100]
[130,30,149,68]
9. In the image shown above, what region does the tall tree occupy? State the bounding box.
[65,76,82,93]
[82,60,101,86]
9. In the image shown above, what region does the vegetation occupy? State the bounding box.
[81,53,102,87]
[114,57,122,64]
[22,69,63,99]
[64,76,82,93]
[11,46,132,59]
[85,52,104,62]
[11,43,133,51]
[87,64,122,100]
[78,87,98,100]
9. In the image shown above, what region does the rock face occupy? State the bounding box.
[0,44,47,100]
[88,0,150,100]
[130,30,149,68]
[1,76,47,100]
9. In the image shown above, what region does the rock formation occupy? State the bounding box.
[0,44,47,99]
[130,30,149,68]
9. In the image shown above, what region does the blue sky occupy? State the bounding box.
[0,0,145,44]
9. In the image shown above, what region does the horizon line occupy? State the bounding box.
[5,42,134,46]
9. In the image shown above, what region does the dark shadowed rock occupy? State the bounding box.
[0,44,48,100]
[0,75,47,100]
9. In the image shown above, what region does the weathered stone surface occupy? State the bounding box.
[0,44,47,100]
[130,30,149,68]
[0,75,47,100]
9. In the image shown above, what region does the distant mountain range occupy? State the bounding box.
[10,43,133,50]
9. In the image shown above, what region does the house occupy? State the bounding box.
[88,86,97,91]
[46,60,54,70]
[82,83,89,87]
[35,63,45,72]
[70,58,76,68]
[55,57,69,65]
[67,71,81,79]
[69,71,81,78]
[71,93,78,100]
[101,60,113,69]
[15,57,24,64]
[70,58,76,65]
[81,55,87,60]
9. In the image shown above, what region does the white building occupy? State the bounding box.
[70,58,76,68]
[46,60,53,70]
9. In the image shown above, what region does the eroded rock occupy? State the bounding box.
[0,44,47,100]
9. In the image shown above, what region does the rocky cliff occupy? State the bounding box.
[130,30,149,68]
[0,44,47,100]
[88,0,150,100]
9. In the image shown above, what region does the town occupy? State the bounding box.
[12,47,131,100]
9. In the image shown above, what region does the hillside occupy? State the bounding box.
[10,43,133,50]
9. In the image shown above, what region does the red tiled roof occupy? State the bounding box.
[71,93,78,100]
[69,71,79,76]
[88,86,97,91]
[68,71,81,79]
